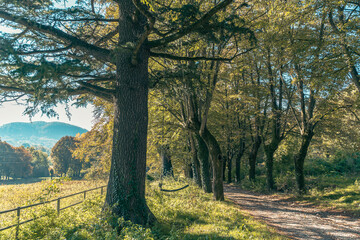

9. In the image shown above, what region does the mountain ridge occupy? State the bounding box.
[0,121,88,148]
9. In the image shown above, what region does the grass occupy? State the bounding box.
[292,177,360,216]
[0,178,287,240]
[239,174,360,216]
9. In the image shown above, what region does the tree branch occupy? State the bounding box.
[148,0,234,48]
[0,10,113,63]
[16,45,73,55]
[150,48,254,62]
[131,0,156,65]
[78,81,114,102]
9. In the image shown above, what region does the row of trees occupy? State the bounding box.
[0,141,50,179]
[0,0,359,226]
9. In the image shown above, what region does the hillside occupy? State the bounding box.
[0,121,88,148]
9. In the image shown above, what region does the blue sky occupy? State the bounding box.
[0,102,95,130]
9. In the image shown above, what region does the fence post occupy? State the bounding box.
[101,186,103,195]
[84,191,86,200]
[57,198,60,214]
[15,207,20,239]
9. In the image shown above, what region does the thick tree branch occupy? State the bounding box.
[148,0,234,48]
[78,81,114,102]
[16,45,73,55]
[55,18,119,22]
[0,10,113,63]
[150,48,253,62]
[131,0,156,65]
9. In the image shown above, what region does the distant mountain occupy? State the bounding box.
[0,121,88,148]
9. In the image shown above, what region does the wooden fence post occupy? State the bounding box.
[15,207,20,239]
[57,198,60,214]
[101,187,103,195]
[84,191,86,200]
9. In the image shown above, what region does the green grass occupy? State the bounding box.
[148,179,286,239]
[238,174,360,216]
[292,178,360,216]
[0,178,287,240]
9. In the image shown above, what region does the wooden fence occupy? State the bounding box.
[0,185,107,239]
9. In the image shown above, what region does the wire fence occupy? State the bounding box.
[0,185,107,239]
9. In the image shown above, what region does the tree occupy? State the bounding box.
[0,141,32,179]
[0,0,245,224]
[14,146,33,178]
[51,136,81,177]
[29,147,50,177]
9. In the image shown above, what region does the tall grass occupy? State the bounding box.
[0,178,287,239]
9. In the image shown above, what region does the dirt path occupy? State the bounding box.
[224,185,360,240]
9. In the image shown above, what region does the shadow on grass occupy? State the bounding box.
[0,177,51,185]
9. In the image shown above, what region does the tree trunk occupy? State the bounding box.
[189,135,202,187]
[200,127,224,201]
[184,163,193,179]
[105,0,155,226]
[236,134,246,183]
[227,155,232,184]
[159,145,174,177]
[248,136,261,181]
[194,134,212,193]
[264,146,276,190]
[294,132,314,194]
[223,156,227,181]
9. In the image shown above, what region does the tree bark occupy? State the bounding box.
[194,134,212,193]
[159,145,174,177]
[264,145,276,190]
[227,155,232,184]
[248,136,261,181]
[105,0,155,226]
[200,127,224,200]
[235,137,245,183]
[294,132,314,194]
[189,134,202,187]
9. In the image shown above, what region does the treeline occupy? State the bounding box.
[63,0,360,195]
[0,141,50,180]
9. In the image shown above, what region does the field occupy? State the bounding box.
[0,178,286,240]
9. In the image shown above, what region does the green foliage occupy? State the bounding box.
[28,147,50,177]
[0,141,33,179]
[0,179,286,240]
[51,136,82,178]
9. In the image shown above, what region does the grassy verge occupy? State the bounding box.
[239,174,360,216]
[292,177,360,216]
[0,178,287,240]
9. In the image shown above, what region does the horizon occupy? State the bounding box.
[0,102,94,131]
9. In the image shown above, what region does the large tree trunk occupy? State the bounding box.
[200,127,224,200]
[105,0,154,226]
[294,132,314,194]
[194,134,212,193]
[248,136,261,181]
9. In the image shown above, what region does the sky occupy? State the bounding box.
[0,102,95,130]
[0,0,95,130]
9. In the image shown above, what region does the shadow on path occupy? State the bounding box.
[224,185,360,240]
